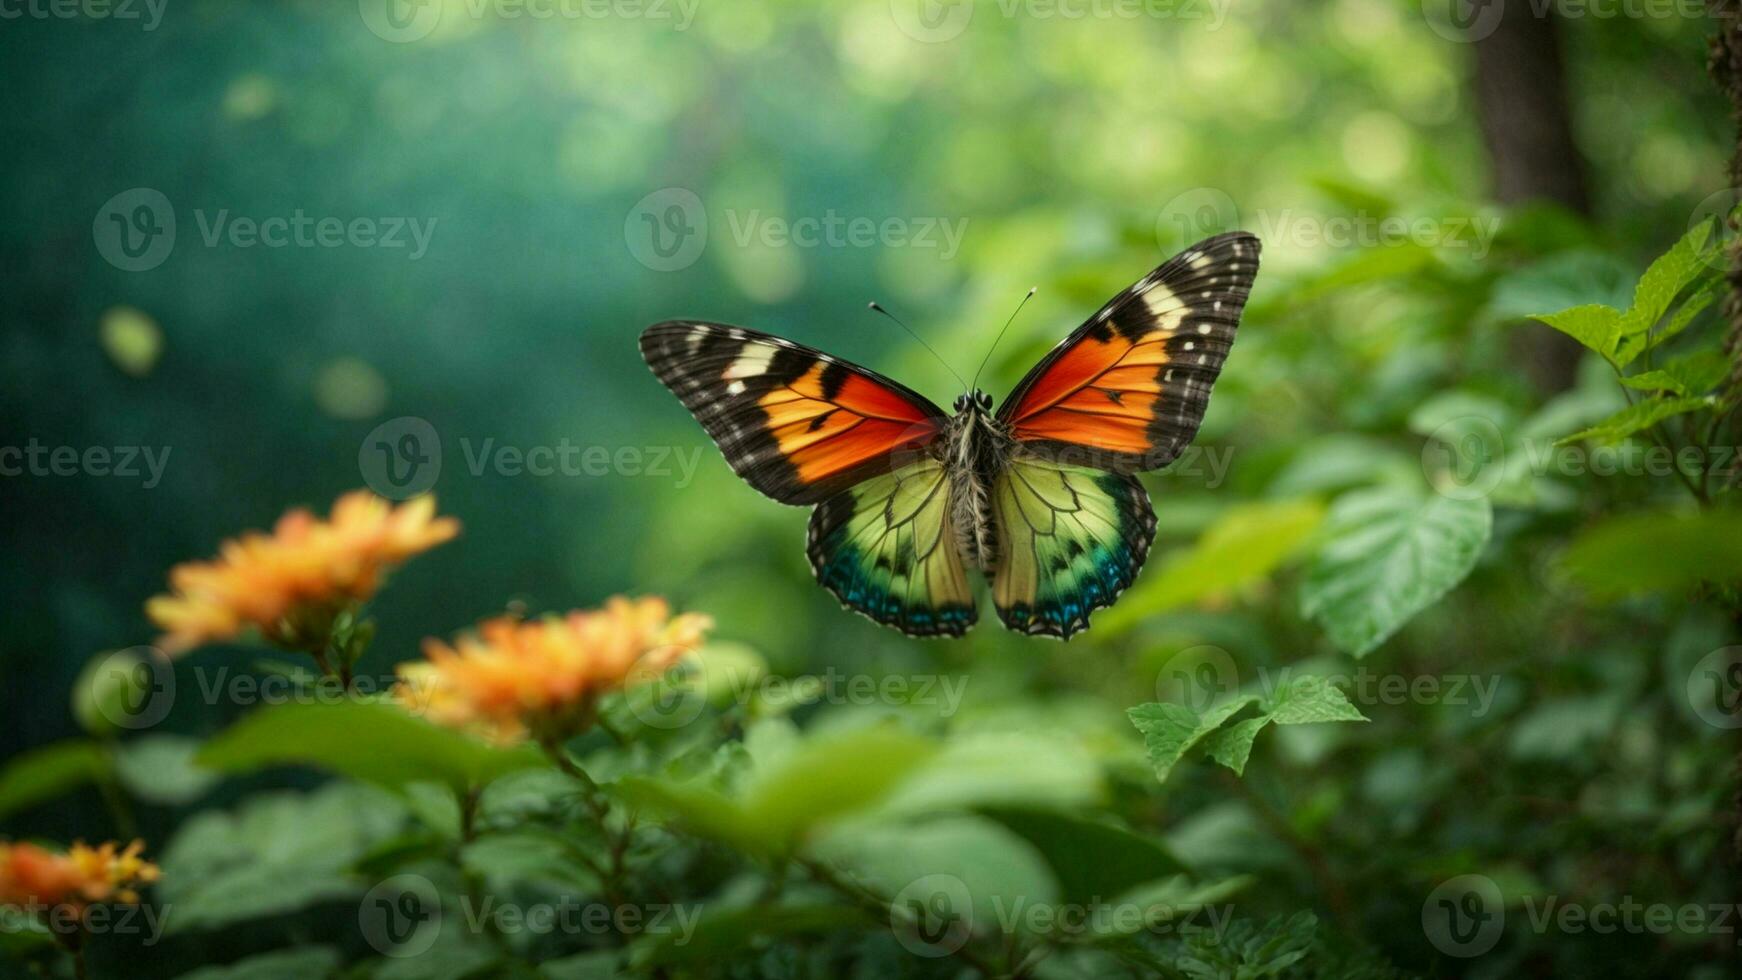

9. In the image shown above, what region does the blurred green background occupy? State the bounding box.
[3,0,1740,976]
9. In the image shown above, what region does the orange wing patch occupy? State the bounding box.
[762,364,939,484]
[996,232,1260,473]
[641,322,946,505]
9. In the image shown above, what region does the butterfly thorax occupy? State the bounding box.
[944,392,1008,571]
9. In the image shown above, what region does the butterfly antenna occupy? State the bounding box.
[867,301,968,391]
[971,287,1037,391]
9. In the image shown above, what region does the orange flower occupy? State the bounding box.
[147,491,458,654]
[396,596,712,744]
[0,840,159,911]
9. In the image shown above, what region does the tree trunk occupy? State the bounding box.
[1471,2,1592,392]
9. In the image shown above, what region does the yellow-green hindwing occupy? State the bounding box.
[806,457,978,637]
[990,455,1156,638]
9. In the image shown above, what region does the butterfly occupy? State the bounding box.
[640,231,1260,639]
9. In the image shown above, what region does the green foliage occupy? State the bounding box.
[1102,501,1326,634]
[196,699,545,794]
[1130,677,1367,783]
[1298,486,1492,658]
[4,5,1740,979]
[0,740,106,820]
[1562,508,1742,598]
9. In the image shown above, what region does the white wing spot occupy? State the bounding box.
[724,346,776,380]
[1183,341,1195,351]
[726,380,747,396]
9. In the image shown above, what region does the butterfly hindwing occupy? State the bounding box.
[640,322,946,505]
[997,231,1260,472]
[807,456,978,637]
[990,451,1156,638]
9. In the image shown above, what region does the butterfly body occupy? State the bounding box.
[942,391,1005,571]
[641,232,1261,639]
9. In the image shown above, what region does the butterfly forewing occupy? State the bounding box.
[997,231,1260,473]
[640,322,947,506]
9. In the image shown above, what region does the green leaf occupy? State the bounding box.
[622,726,938,854]
[1562,508,1742,598]
[196,699,543,794]
[1100,500,1326,634]
[1619,220,1714,337]
[462,830,598,894]
[1199,717,1270,775]
[878,732,1102,815]
[1299,487,1492,658]
[1127,697,1259,783]
[1529,304,1623,362]
[1555,395,1711,447]
[113,735,219,806]
[0,739,105,819]
[174,947,342,980]
[1140,675,1368,781]
[1617,370,1687,396]
[1264,676,1369,725]
[158,782,406,933]
[1087,874,1254,941]
[812,814,1058,936]
[983,808,1187,907]
[629,904,860,969]
[615,776,760,852]
[1489,250,1635,320]
[736,726,937,849]
[1618,350,1731,398]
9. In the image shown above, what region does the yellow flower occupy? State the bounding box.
[0,840,160,911]
[396,596,712,744]
[146,490,459,654]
